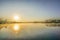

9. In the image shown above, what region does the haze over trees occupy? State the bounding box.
[0,17,60,24]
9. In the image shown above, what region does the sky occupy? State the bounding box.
[0,0,60,21]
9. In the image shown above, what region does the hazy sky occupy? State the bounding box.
[0,0,60,21]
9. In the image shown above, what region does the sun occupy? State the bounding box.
[14,16,19,21]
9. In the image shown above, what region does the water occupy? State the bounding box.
[0,23,60,40]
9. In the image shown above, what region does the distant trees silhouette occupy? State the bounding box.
[0,18,7,24]
[45,19,60,23]
[0,18,60,24]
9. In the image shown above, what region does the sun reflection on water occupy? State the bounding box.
[13,24,20,33]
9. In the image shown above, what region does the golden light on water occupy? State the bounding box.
[13,24,20,32]
[14,25,19,31]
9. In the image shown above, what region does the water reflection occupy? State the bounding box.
[0,23,60,39]
[0,25,7,30]
[13,24,20,31]
[0,24,21,33]
[11,24,21,34]
[46,23,60,27]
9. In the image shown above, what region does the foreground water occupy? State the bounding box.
[0,23,60,40]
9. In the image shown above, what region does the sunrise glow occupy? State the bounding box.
[14,16,19,21]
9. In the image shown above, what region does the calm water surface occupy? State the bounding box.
[0,23,60,40]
